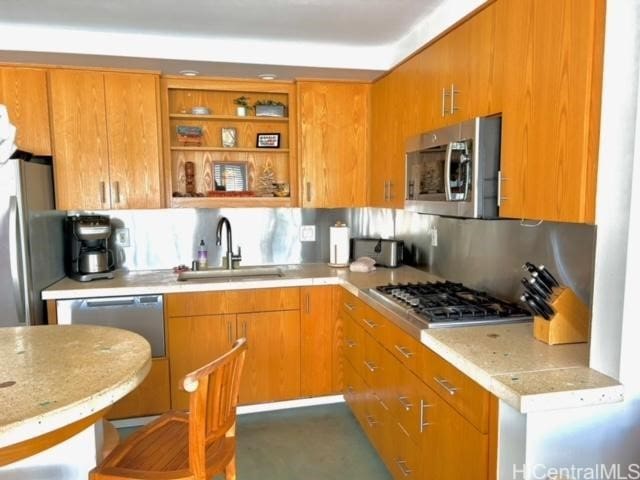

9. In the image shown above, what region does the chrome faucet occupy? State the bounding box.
[216,216,242,269]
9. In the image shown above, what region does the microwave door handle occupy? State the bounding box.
[444,142,454,201]
[462,154,471,201]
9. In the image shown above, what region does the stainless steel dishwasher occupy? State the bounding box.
[57,295,165,357]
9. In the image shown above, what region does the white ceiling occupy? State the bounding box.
[0,0,486,80]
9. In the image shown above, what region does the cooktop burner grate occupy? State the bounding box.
[370,281,531,328]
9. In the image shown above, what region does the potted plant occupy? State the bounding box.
[254,100,286,117]
[233,96,251,116]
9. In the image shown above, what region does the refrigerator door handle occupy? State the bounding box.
[9,195,25,323]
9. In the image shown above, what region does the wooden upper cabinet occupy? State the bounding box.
[0,67,52,156]
[370,73,405,208]
[49,69,162,210]
[369,2,502,209]
[498,0,604,223]
[298,81,369,207]
[49,69,111,210]
[104,73,162,209]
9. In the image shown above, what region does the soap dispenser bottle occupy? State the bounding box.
[197,239,208,269]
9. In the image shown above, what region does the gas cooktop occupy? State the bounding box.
[369,281,532,329]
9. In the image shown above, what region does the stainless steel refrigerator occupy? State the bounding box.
[0,152,65,326]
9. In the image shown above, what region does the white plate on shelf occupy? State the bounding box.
[191,106,211,115]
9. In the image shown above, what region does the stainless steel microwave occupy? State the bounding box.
[405,116,501,218]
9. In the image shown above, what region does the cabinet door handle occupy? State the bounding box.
[362,318,378,329]
[363,360,378,372]
[396,459,413,477]
[365,415,378,427]
[346,339,357,348]
[343,302,355,311]
[434,376,458,395]
[100,181,106,204]
[442,87,450,117]
[306,182,311,202]
[420,399,433,432]
[305,293,310,314]
[497,170,508,207]
[372,392,389,411]
[346,385,354,394]
[398,396,413,411]
[113,181,120,204]
[388,181,393,201]
[394,344,414,359]
[450,83,459,114]
[396,422,411,439]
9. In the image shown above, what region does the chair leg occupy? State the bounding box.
[224,455,236,480]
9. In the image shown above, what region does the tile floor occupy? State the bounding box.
[118,403,390,480]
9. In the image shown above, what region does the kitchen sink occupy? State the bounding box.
[177,266,284,281]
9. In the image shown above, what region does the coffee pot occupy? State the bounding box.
[64,215,115,281]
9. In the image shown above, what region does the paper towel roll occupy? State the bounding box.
[329,222,350,267]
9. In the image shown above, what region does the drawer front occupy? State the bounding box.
[362,329,391,390]
[420,347,490,433]
[340,289,366,321]
[387,420,422,480]
[343,313,366,377]
[166,287,300,317]
[387,354,426,445]
[344,359,368,426]
[382,319,426,376]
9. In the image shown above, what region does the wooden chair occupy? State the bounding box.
[90,337,248,480]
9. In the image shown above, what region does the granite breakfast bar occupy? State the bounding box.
[0,325,151,478]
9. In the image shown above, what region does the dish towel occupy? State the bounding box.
[349,256,377,273]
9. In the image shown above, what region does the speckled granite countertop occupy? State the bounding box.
[42,264,623,414]
[0,325,151,448]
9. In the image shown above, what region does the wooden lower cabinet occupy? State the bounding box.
[341,288,494,480]
[237,310,300,404]
[106,358,170,420]
[167,314,236,410]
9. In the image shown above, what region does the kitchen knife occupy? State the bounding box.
[520,294,550,320]
[521,277,550,301]
[523,291,554,319]
[538,264,560,288]
[523,262,558,293]
[529,276,552,298]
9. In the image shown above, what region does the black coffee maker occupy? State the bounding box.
[64,215,115,281]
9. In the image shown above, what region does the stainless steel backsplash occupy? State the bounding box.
[103,207,595,304]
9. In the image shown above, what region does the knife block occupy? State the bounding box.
[533,286,589,345]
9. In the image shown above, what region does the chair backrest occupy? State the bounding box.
[181,337,248,477]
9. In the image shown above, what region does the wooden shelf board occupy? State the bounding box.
[170,146,289,153]
[170,113,289,122]
[171,196,294,208]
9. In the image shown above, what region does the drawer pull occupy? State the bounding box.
[398,396,413,411]
[372,392,389,411]
[420,399,433,432]
[366,415,378,427]
[363,360,379,372]
[396,459,413,477]
[396,422,410,438]
[343,302,356,311]
[363,318,378,329]
[394,344,414,358]
[346,339,357,348]
[346,385,354,394]
[434,376,458,395]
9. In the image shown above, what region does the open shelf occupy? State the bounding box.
[169,113,289,122]
[170,146,290,153]
[161,76,298,208]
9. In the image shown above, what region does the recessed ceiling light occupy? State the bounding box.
[179,70,199,77]
[258,73,277,80]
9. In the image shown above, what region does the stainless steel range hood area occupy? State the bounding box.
[102,207,595,307]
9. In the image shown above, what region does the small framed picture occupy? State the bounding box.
[256,133,281,149]
[221,127,237,148]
